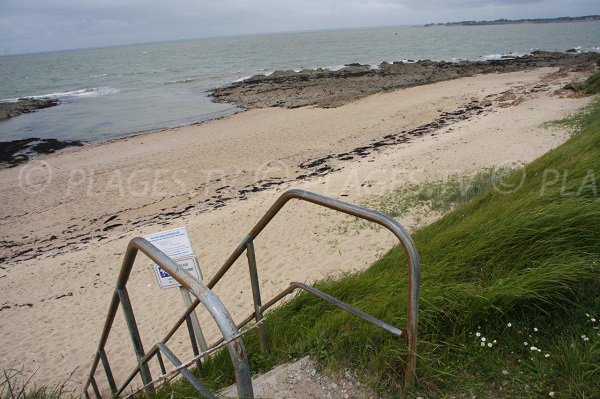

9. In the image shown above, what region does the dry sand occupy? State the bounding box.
[0,67,592,395]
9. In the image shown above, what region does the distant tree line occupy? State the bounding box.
[424,15,600,27]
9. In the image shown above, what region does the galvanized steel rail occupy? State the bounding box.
[85,189,419,398]
[84,238,253,399]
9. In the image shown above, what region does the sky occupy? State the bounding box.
[0,0,597,55]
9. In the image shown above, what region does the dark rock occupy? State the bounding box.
[0,97,59,121]
[210,51,600,110]
[0,138,84,168]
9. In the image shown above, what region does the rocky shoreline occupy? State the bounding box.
[3,51,597,169]
[0,98,59,121]
[211,51,600,109]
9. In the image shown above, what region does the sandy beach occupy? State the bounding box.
[0,66,593,393]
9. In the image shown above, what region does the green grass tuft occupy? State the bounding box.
[564,70,600,96]
[581,70,600,95]
[545,94,600,132]
[0,369,77,399]
[364,166,519,216]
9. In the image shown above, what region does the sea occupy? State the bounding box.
[1,21,599,143]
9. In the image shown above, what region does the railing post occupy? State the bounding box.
[90,376,102,399]
[404,252,419,390]
[157,343,215,399]
[156,351,166,375]
[185,315,203,370]
[117,287,153,390]
[99,349,117,395]
[246,240,269,353]
[179,287,208,354]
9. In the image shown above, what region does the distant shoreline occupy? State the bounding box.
[425,15,600,27]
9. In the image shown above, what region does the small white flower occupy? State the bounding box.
[507,323,512,327]
[487,343,492,348]
[481,342,485,347]
[530,346,538,351]
[534,327,538,332]
[476,332,481,337]
[502,369,509,375]
[524,342,528,346]
[481,337,486,342]
[592,318,597,323]
[549,392,555,397]
[537,348,542,352]
[545,353,550,358]
[493,340,497,344]
[586,313,590,317]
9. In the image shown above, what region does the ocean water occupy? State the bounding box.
[1,21,599,143]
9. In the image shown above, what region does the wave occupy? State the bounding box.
[163,78,197,85]
[1,87,119,103]
[326,64,346,71]
[479,52,524,61]
[234,76,252,83]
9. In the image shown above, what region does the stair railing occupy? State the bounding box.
[85,189,419,398]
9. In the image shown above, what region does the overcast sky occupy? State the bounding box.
[0,0,597,55]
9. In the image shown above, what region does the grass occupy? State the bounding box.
[366,166,519,216]
[0,369,77,399]
[544,94,600,132]
[142,97,600,398]
[566,70,600,96]
[346,166,521,234]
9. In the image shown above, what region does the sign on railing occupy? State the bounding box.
[144,227,202,289]
[144,227,208,352]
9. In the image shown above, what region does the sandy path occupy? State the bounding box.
[0,67,591,394]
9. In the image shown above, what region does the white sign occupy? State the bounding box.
[144,227,203,289]
[144,227,194,258]
[153,255,203,289]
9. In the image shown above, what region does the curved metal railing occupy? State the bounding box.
[84,238,253,398]
[85,189,419,398]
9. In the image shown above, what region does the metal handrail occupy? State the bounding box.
[212,189,420,387]
[85,189,419,397]
[150,189,419,387]
[84,238,253,399]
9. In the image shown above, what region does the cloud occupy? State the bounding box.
[0,0,597,54]
[386,0,547,7]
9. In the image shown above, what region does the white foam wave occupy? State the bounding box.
[326,65,346,71]
[479,52,523,61]
[1,87,119,103]
[163,78,197,85]
[234,76,252,83]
